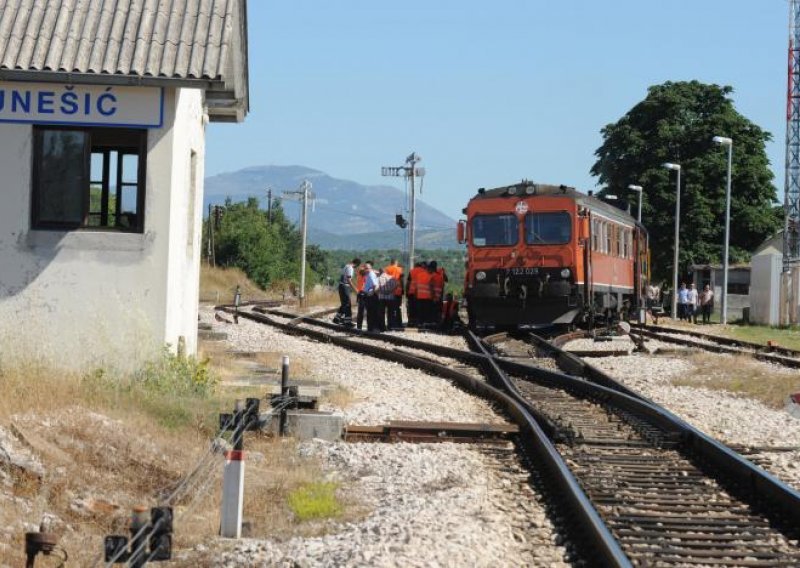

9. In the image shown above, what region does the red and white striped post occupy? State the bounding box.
[220,401,245,538]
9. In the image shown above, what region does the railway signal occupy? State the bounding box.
[283,180,315,307]
[382,153,425,269]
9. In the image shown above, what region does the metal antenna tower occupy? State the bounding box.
[785,0,800,270]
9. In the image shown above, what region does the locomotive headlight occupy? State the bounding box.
[475,271,487,281]
[507,186,518,196]
[560,268,571,278]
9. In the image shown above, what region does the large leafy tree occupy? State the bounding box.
[207,197,327,289]
[591,80,782,283]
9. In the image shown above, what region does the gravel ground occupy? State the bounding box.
[586,353,800,489]
[212,441,569,568]
[203,307,502,426]
[562,337,634,353]
[200,306,572,566]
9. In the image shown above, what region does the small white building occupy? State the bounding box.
[0,1,249,371]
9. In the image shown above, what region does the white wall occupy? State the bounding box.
[0,87,206,372]
[749,253,782,326]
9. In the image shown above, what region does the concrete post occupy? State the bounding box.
[220,401,245,538]
[280,356,290,436]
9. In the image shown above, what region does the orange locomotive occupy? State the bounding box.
[457,181,649,329]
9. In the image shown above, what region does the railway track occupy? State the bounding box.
[225,306,800,566]
[630,324,800,369]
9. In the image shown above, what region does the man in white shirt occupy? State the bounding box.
[334,257,360,326]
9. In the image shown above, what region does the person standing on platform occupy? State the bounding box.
[677,282,689,321]
[699,284,714,324]
[687,283,699,324]
[383,259,404,329]
[334,257,360,326]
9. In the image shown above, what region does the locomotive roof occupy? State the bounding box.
[469,181,638,226]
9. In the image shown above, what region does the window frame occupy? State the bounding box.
[470,213,519,247]
[31,125,147,233]
[523,211,572,245]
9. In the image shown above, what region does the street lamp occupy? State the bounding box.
[712,136,733,325]
[663,163,682,319]
[627,184,643,223]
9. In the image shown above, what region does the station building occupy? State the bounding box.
[0,1,249,371]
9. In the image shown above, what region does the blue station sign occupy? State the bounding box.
[0,82,164,128]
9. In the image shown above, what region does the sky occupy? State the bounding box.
[206,0,790,220]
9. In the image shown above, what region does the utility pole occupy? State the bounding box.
[382,153,425,268]
[283,180,314,306]
[266,187,273,223]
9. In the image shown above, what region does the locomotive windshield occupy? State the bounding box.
[471,214,518,246]
[525,212,571,244]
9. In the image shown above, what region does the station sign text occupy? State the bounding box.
[0,82,163,128]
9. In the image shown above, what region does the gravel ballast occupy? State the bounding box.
[586,352,800,489]
[214,441,569,567]
[200,307,571,566]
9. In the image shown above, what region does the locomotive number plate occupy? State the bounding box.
[509,267,539,275]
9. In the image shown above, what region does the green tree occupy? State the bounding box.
[591,80,782,283]
[205,197,328,289]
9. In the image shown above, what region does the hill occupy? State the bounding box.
[204,165,457,246]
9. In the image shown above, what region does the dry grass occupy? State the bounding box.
[320,385,357,410]
[200,264,272,304]
[300,286,339,309]
[671,353,800,408]
[0,353,355,565]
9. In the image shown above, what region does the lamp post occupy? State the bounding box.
[627,184,643,223]
[663,163,682,319]
[712,136,733,325]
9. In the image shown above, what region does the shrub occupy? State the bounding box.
[287,482,341,522]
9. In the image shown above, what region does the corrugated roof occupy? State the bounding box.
[0,0,249,120]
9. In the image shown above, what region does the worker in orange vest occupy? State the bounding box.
[441,292,460,331]
[429,261,445,326]
[407,261,425,326]
[415,263,433,327]
[383,258,404,329]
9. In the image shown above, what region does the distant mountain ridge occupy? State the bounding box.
[204,165,458,249]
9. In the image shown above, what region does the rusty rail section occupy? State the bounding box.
[344,421,518,443]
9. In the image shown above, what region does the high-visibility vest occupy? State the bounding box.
[384,265,404,297]
[416,270,433,300]
[356,271,366,292]
[408,267,421,296]
[430,271,444,302]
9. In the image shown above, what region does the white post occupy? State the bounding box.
[220,400,245,538]
[408,158,417,270]
[722,142,733,324]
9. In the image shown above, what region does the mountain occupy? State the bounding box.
[307,227,459,251]
[204,165,458,248]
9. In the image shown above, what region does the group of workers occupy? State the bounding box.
[677,282,715,324]
[334,258,457,332]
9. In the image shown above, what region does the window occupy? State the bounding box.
[591,219,599,251]
[33,127,146,232]
[525,212,571,244]
[605,222,612,254]
[471,214,519,246]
